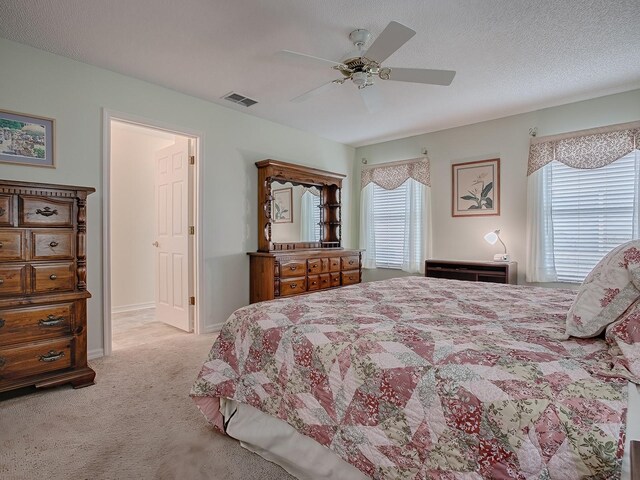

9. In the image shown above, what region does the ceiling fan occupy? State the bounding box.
[278,21,456,112]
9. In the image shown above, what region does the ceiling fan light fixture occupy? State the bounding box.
[352,71,369,87]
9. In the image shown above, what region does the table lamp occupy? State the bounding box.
[484,229,510,262]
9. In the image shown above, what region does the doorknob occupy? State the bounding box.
[152,241,159,247]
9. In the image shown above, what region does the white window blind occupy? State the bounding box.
[548,150,639,282]
[311,193,321,242]
[372,181,422,269]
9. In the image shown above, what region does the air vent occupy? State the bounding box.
[222,92,258,107]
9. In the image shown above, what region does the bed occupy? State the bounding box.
[191,277,640,479]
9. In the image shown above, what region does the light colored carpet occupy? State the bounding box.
[0,330,295,480]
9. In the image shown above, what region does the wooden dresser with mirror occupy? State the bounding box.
[248,160,362,303]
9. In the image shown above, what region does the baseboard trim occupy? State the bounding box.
[202,323,224,334]
[111,302,155,314]
[88,348,104,360]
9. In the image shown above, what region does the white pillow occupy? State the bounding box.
[566,241,640,338]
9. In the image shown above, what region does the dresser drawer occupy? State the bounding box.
[330,272,340,287]
[328,257,341,272]
[280,260,307,278]
[31,230,75,260]
[307,275,321,291]
[0,264,27,296]
[19,196,74,227]
[0,194,12,226]
[0,304,74,347]
[319,273,331,289]
[280,277,306,296]
[341,255,360,271]
[341,270,360,286]
[0,337,73,381]
[32,262,76,293]
[307,258,322,275]
[0,229,25,261]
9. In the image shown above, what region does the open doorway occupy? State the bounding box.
[103,113,202,355]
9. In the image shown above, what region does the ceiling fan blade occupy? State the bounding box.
[276,50,342,68]
[359,85,383,113]
[291,81,341,103]
[363,21,416,64]
[385,67,456,86]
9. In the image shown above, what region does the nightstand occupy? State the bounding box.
[425,259,518,284]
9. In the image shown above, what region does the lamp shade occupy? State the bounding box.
[484,230,499,245]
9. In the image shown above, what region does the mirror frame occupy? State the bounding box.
[255,159,345,252]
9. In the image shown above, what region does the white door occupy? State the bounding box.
[154,137,192,331]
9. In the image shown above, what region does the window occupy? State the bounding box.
[311,193,321,242]
[547,150,639,282]
[371,180,423,269]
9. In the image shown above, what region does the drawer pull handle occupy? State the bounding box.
[0,278,4,285]
[289,266,297,270]
[39,315,66,327]
[289,283,297,288]
[0,357,5,368]
[0,318,4,328]
[49,241,59,247]
[349,260,354,265]
[36,207,58,217]
[49,274,58,280]
[0,241,3,248]
[0,207,5,217]
[39,350,65,363]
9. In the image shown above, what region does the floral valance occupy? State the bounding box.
[527,121,640,176]
[361,158,430,190]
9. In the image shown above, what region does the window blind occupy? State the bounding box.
[312,193,321,242]
[548,150,639,282]
[372,181,422,269]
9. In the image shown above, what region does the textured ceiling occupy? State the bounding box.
[1,0,639,147]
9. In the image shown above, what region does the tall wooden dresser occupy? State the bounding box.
[0,180,95,393]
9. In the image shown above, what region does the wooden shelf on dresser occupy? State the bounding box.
[425,259,517,285]
[0,179,95,393]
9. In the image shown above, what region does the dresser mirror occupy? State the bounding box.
[255,159,345,252]
[270,182,322,244]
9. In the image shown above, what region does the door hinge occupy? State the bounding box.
[189,155,195,165]
[189,296,196,306]
[189,226,195,235]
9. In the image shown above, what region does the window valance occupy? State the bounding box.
[361,158,430,190]
[527,121,640,176]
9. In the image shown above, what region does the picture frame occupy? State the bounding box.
[272,187,293,223]
[452,158,500,217]
[0,109,55,168]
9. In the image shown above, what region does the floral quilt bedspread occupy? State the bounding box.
[191,277,629,479]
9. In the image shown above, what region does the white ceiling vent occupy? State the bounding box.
[222,92,258,107]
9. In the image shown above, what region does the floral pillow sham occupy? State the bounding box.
[606,298,640,383]
[566,240,640,338]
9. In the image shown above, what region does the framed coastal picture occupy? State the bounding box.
[0,110,55,168]
[452,158,500,217]
[272,187,293,223]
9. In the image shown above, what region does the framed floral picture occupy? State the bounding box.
[452,158,500,217]
[0,109,55,167]
[272,187,293,223]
